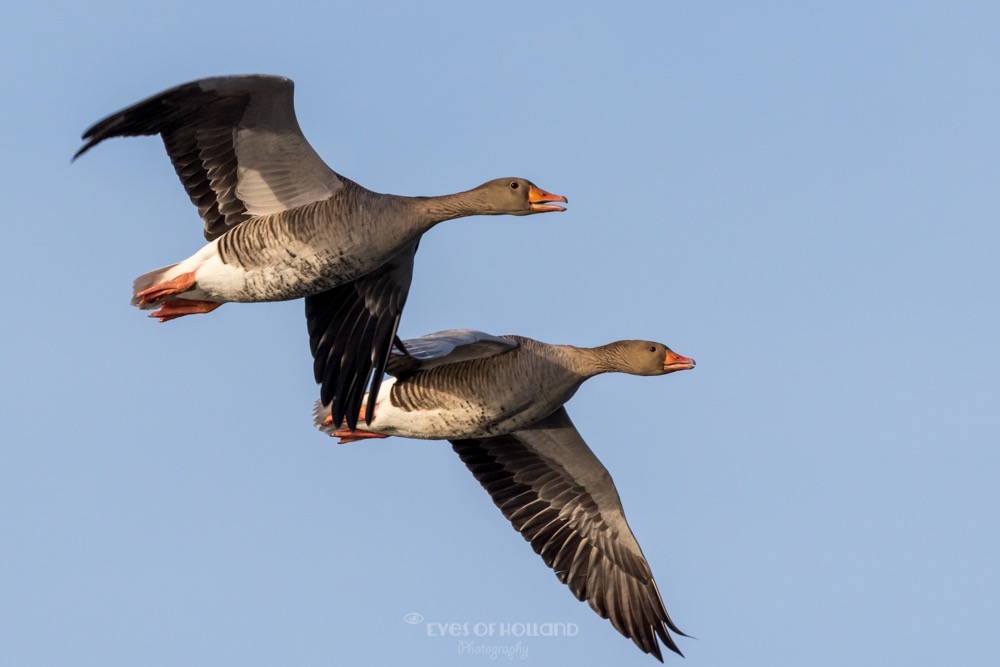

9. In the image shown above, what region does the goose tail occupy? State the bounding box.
[131,263,183,308]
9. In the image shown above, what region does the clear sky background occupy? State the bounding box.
[2,2,998,666]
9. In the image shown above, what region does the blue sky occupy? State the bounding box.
[2,2,999,665]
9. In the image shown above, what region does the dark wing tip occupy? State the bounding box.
[73,133,110,160]
[73,120,116,161]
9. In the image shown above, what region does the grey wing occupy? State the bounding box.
[384,329,518,377]
[75,74,342,241]
[306,243,415,432]
[450,407,685,661]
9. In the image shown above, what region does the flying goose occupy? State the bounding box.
[74,76,567,429]
[314,329,695,660]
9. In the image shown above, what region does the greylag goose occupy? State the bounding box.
[74,76,567,429]
[313,329,695,660]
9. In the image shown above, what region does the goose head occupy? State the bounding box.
[475,178,568,215]
[604,340,696,376]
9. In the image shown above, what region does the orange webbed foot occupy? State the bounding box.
[332,429,390,445]
[150,298,222,322]
[326,404,385,444]
[136,271,197,305]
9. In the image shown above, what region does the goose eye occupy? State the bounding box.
[509,181,519,189]
[648,345,657,353]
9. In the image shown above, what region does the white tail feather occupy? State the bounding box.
[131,263,182,308]
[313,400,336,435]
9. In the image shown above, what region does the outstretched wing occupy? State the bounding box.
[306,243,416,431]
[451,407,685,661]
[76,75,342,241]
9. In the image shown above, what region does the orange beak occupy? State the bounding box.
[663,350,696,373]
[528,184,568,212]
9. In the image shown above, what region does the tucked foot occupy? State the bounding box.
[136,271,197,305]
[316,394,380,436]
[332,428,390,445]
[150,298,222,322]
[324,403,386,443]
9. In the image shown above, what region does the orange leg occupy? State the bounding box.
[332,429,390,445]
[150,298,222,322]
[136,271,197,305]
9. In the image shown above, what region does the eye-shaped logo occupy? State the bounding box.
[403,612,424,625]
